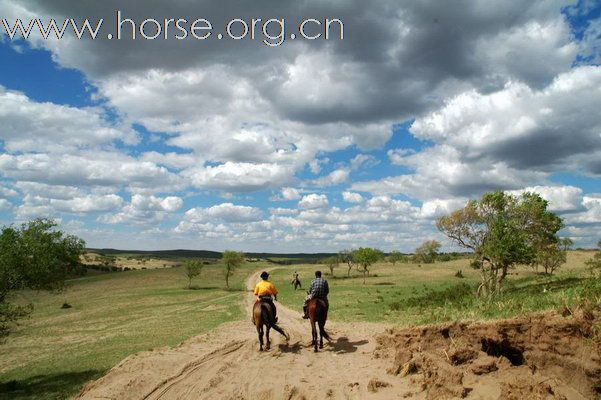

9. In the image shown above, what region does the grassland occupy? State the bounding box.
[0,251,596,400]
[0,261,263,400]
[270,250,597,326]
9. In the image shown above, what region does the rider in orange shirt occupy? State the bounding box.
[254,271,279,322]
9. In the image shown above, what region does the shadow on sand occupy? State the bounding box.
[327,336,368,354]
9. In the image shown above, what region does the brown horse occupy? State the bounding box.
[252,301,289,351]
[307,298,331,352]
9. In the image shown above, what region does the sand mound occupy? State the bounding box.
[375,309,601,399]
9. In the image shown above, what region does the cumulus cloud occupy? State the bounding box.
[298,194,329,210]
[342,192,364,204]
[508,185,584,213]
[0,0,599,250]
[308,168,350,187]
[0,86,134,152]
[99,195,183,225]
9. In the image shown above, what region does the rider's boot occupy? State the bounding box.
[302,305,309,319]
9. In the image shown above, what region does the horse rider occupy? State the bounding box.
[302,270,329,319]
[291,271,302,290]
[254,271,278,322]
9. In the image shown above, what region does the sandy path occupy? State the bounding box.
[76,270,414,400]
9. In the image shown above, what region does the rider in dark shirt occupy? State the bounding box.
[302,270,329,319]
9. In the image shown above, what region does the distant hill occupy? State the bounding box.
[87,248,338,264]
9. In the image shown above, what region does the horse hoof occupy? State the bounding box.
[319,345,323,349]
[314,348,318,353]
[266,345,270,351]
[259,348,263,352]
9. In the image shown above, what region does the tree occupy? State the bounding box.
[388,251,406,266]
[352,247,383,284]
[414,240,441,264]
[535,243,567,275]
[322,256,339,277]
[184,260,203,289]
[559,237,574,251]
[532,237,571,275]
[0,219,85,338]
[221,251,245,288]
[437,191,562,299]
[339,250,355,277]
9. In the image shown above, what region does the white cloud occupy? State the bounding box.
[309,168,350,187]
[508,185,584,213]
[0,199,12,211]
[99,195,183,225]
[350,154,380,170]
[298,194,329,210]
[183,162,293,192]
[280,187,301,201]
[420,198,468,219]
[0,86,134,152]
[342,191,364,204]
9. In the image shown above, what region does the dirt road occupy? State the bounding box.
[77,270,409,399]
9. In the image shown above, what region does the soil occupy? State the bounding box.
[76,271,600,399]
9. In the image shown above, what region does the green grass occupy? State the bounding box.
[271,251,595,326]
[0,262,262,400]
[0,251,595,400]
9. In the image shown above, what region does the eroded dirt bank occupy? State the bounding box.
[376,309,601,399]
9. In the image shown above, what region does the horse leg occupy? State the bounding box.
[257,325,264,351]
[319,320,326,349]
[312,321,318,352]
[266,325,271,350]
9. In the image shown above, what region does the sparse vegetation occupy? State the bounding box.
[0,219,85,339]
[221,251,245,288]
[388,251,406,266]
[586,239,601,277]
[352,247,383,284]
[184,260,204,289]
[413,240,441,264]
[322,256,339,277]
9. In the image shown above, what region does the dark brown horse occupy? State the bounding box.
[307,298,331,352]
[252,301,289,351]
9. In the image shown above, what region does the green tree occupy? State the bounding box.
[437,191,562,299]
[352,247,383,284]
[184,260,204,289]
[0,219,85,338]
[322,256,339,277]
[535,243,567,275]
[388,251,406,266]
[414,240,441,264]
[221,251,245,288]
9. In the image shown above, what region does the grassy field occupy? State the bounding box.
[270,251,597,326]
[0,251,596,400]
[0,261,263,400]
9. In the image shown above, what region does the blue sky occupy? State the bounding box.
[0,0,599,252]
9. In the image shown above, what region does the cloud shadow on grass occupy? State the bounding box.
[0,370,101,400]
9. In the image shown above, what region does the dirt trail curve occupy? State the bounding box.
[76,270,408,400]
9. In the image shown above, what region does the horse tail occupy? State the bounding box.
[316,301,331,341]
[261,303,290,340]
[261,304,274,327]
